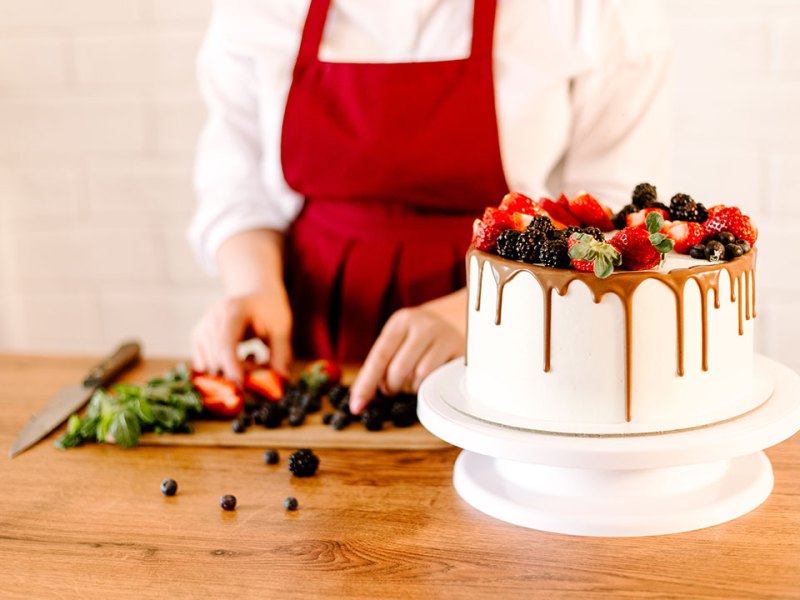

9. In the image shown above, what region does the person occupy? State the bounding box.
[188,0,672,414]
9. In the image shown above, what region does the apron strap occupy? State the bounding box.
[471,0,498,60]
[296,0,332,69]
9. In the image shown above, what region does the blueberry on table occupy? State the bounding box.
[231,415,249,433]
[160,478,178,496]
[220,495,237,511]
[284,497,299,511]
[263,449,279,465]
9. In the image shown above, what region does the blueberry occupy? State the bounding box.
[284,497,298,511]
[704,240,725,262]
[725,243,744,260]
[220,495,237,511]
[688,244,706,260]
[160,478,177,496]
[263,449,279,465]
[717,231,736,245]
[330,411,350,431]
[322,413,334,425]
[736,239,751,254]
[231,415,249,433]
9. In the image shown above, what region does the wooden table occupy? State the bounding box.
[2,354,799,599]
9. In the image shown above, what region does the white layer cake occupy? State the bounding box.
[463,248,762,435]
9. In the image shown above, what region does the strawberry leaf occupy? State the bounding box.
[593,256,614,279]
[654,238,675,254]
[569,244,591,260]
[645,211,664,234]
[649,232,667,245]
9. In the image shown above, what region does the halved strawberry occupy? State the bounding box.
[481,207,514,231]
[707,204,727,219]
[471,219,501,251]
[244,367,285,401]
[191,372,244,418]
[300,359,341,395]
[626,207,670,230]
[567,192,615,231]
[665,221,705,254]
[510,211,534,231]
[567,233,621,278]
[702,206,758,246]
[499,192,545,216]
[536,197,581,228]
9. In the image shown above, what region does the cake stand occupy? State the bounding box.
[417,355,800,537]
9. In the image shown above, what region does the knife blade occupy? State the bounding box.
[9,340,142,458]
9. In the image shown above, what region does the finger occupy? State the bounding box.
[350,321,407,415]
[267,332,293,378]
[218,310,247,383]
[191,327,209,373]
[383,330,432,395]
[411,341,461,392]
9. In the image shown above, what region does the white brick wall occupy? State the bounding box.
[0,0,797,375]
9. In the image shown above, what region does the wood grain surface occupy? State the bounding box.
[2,353,800,600]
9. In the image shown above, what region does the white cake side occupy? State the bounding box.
[463,250,761,435]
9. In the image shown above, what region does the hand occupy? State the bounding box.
[191,291,293,383]
[349,290,466,414]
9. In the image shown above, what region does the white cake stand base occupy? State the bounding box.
[418,355,800,537]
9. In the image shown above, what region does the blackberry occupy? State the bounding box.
[725,243,744,260]
[220,494,237,511]
[527,216,554,238]
[361,404,384,431]
[705,240,725,262]
[260,403,284,429]
[278,386,303,413]
[538,238,570,268]
[322,413,334,425]
[231,415,249,433]
[160,478,177,496]
[495,229,521,260]
[287,406,306,427]
[330,411,350,431]
[632,182,658,208]
[390,400,417,428]
[515,231,544,263]
[612,204,638,229]
[689,244,706,260]
[288,448,320,477]
[670,193,708,223]
[563,225,583,240]
[581,227,605,242]
[284,497,298,511]
[327,384,350,411]
[243,393,261,415]
[299,391,321,414]
[263,449,279,465]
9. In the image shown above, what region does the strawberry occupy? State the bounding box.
[510,211,534,231]
[244,367,285,401]
[567,192,615,231]
[665,221,705,254]
[702,206,758,246]
[300,359,342,395]
[499,191,542,216]
[626,207,669,230]
[610,211,674,270]
[471,219,501,251]
[567,233,622,278]
[707,204,727,218]
[536,197,581,228]
[481,207,514,231]
[191,372,244,418]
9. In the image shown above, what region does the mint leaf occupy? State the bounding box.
[645,211,664,234]
[649,232,667,245]
[654,238,675,254]
[67,414,81,435]
[109,409,141,448]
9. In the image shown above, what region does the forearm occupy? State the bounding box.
[421,287,467,337]
[216,229,287,298]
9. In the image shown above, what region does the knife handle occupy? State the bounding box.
[82,341,142,388]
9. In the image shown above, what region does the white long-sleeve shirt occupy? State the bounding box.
[189,0,673,274]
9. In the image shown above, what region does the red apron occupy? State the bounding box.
[281,0,508,361]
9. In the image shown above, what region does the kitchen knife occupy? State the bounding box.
[9,340,142,458]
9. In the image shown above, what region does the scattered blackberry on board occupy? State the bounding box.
[725,243,744,260]
[160,478,177,496]
[284,497,298,511]
[322,413,334,425]
[495,229,521,260]
[361,404,384,431]
[527,215,555,238]
[538,238,570,268]
[632,182,658,208]
[327,384,350,411]
[260,403,284,429]
[581,226,605,242]
[612,204,638,229]
[243,393,261,415]
[705,240,725,262]
[515,231,544,263]
[299,391,321,414]
[231,415,249,433]
[287,406,306,427]
[669,193,709,223]
[263,449,279,465]
[330,411,350,431]
[689,244,706,260]
[288,448,320,477]
[391,400,418,428]
[220,495,237,511]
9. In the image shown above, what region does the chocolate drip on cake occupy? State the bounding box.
[468,248,757,422]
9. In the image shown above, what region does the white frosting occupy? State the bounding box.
[464,252,761,435]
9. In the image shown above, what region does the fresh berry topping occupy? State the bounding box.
[707,204,727,218]
[612,204,639,229]
[284,497,299,511]
[703,207,758,246]
[670,193,709,223]
[191,373,244,418]
[689,244,707,259]
[515,231,544,263]
[567,233,622,279]
[626,207,669,230]
[538,238,570,268]
[160,478,178,496]
[581,226,605,242]
[263,449,279,464]
[495,229,522,260]
[288,448,320,477]
[220,495,237,511]
[563,225,583,239]
[244,368,284,402]
[714,231,736,245]
[299,359,341,396]
[704,240,725,262]
[631,182,658,208]
[725,243,744,260]
[471,218,503,252]
[665,221,705,254]
[535,197,582,227]
[499,191,543,216]
[527,215,555,238]
[737,239,751,254]
[609,212,674,270]
[481,206,514,231]
[567,192,615,231]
